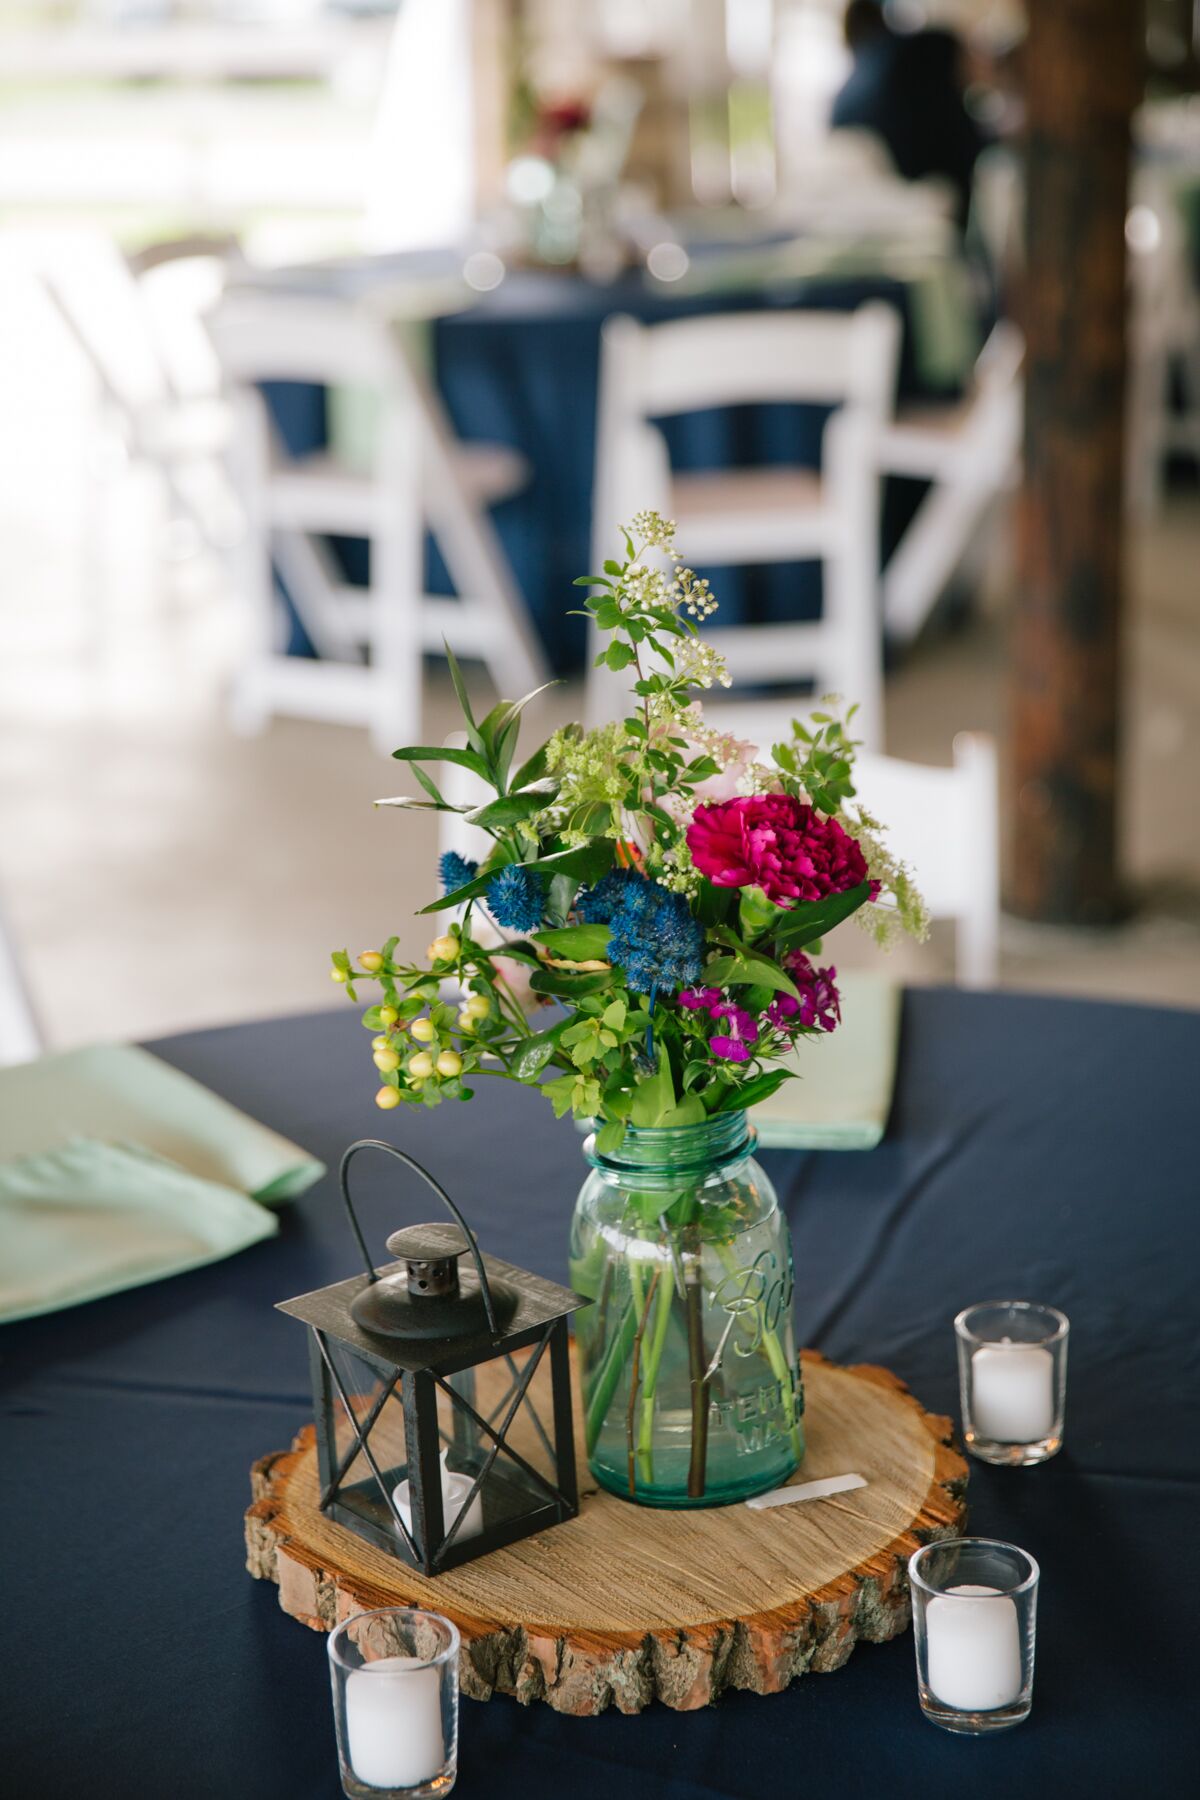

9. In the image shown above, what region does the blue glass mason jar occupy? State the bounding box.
[569,1112,803,1507]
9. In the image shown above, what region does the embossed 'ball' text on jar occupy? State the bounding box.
[569,1111,803,1507]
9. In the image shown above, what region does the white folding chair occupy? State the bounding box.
[587,303,902,748]
[876,321,1024,644]
[204,289,547,754]
[1126,169,1200,517]
[38,232,240,563]
[691,701,1000,988]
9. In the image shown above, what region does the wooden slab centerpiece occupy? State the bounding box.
[247,1347,967,1714]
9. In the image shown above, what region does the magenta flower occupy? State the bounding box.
[686,793,870,909]
[709,1003,758,1063]
[783,952,842,1032]
[678,986,722,1012]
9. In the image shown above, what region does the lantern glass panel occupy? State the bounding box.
[438,1341,562,1533]
[321,1337,410,1542]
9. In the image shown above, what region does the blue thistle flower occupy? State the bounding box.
[486,864,545,933]
[439,850,478,895]
[576,868,641,923]
[606,879,705,995]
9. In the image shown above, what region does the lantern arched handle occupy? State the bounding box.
[338,1138,501,1335]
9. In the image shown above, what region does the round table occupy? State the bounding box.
[3,989,1197,1798]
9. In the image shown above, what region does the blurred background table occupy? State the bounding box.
[2,987,1196,1797]
[251,243,977,669]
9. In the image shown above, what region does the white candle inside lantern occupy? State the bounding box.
[970,1340,1055,1442]
[925,1584,1023,1712]
[393,1450,483,1546]
[344,1655,444,1791]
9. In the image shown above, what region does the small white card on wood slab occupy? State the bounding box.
[745,1473,868,1510]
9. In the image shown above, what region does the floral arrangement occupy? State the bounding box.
[332,512,927,1150]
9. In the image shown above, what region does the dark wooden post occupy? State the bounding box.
[1010,0,1143,923]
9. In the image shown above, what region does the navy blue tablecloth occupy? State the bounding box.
[265,263,944,670]
[4,988,1198,1798]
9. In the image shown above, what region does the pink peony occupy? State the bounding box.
[686,793,870,908]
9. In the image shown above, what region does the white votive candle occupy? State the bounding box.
[925,1585,1023,1712]
[345,1655,444,1791]
[971,1340,1055,1442]
[393,1450,483,1546]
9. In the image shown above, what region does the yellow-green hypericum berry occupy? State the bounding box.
[456,1012,476,1034]
[373,1049,400,1073]
[359,951,385,973]
[436,1050,462,1078]
[426,935,457,965]
[371,1034,389,1051]
[410,1017,436,1043]
[407,1051,435,1080]
[375,1086,401,1110]
[378,1006,399,1028]
[331,967,348,983]
[464,993,491,1019]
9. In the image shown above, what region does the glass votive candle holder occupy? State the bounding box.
[909,1538,1039,1734]
[328,1606,459,1799]
[955,1300,1068,1465]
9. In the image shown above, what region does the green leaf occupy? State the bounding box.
[509,1020,568,1082]
[542,1073,578,1119]
[420,838,612,915]
[602,559,624,577]
[593,1118,626,1156]
[605,641,634,671]
[545,870,576,928]
[443,640,486,756]
[567,800,612,837]
[740,984,777,1015]
[772,881,872,952]
[529,966,613,1000]
[703,953,801,1001]
[494,716,520,790]
[464,781,558,831]
[738,885,787,940]
[529,840,615,884]
[410,762,446,806]
[491,679,562,742]
[419,868,497,913]
[659,1094,706,1127]
[374,795,464,813]
[390,744,492,780]
[693,880,735,928]
[509,742,549,793]
[533,922,612,961]
[718,1068,793,1110]
[629,1051,675,1127]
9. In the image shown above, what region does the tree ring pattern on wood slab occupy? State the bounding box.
[246,1349,968,1714]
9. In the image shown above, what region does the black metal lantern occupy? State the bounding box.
[277,1140,587,1576]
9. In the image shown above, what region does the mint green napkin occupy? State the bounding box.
[0,1044,323,1202]
[0,1045,325,1325]
[0,1140,281,1325]
[753,974,901,1150]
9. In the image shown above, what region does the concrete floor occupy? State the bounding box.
[1,253,1198,1047]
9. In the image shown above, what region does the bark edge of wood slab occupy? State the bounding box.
[245,1348,968,1714]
